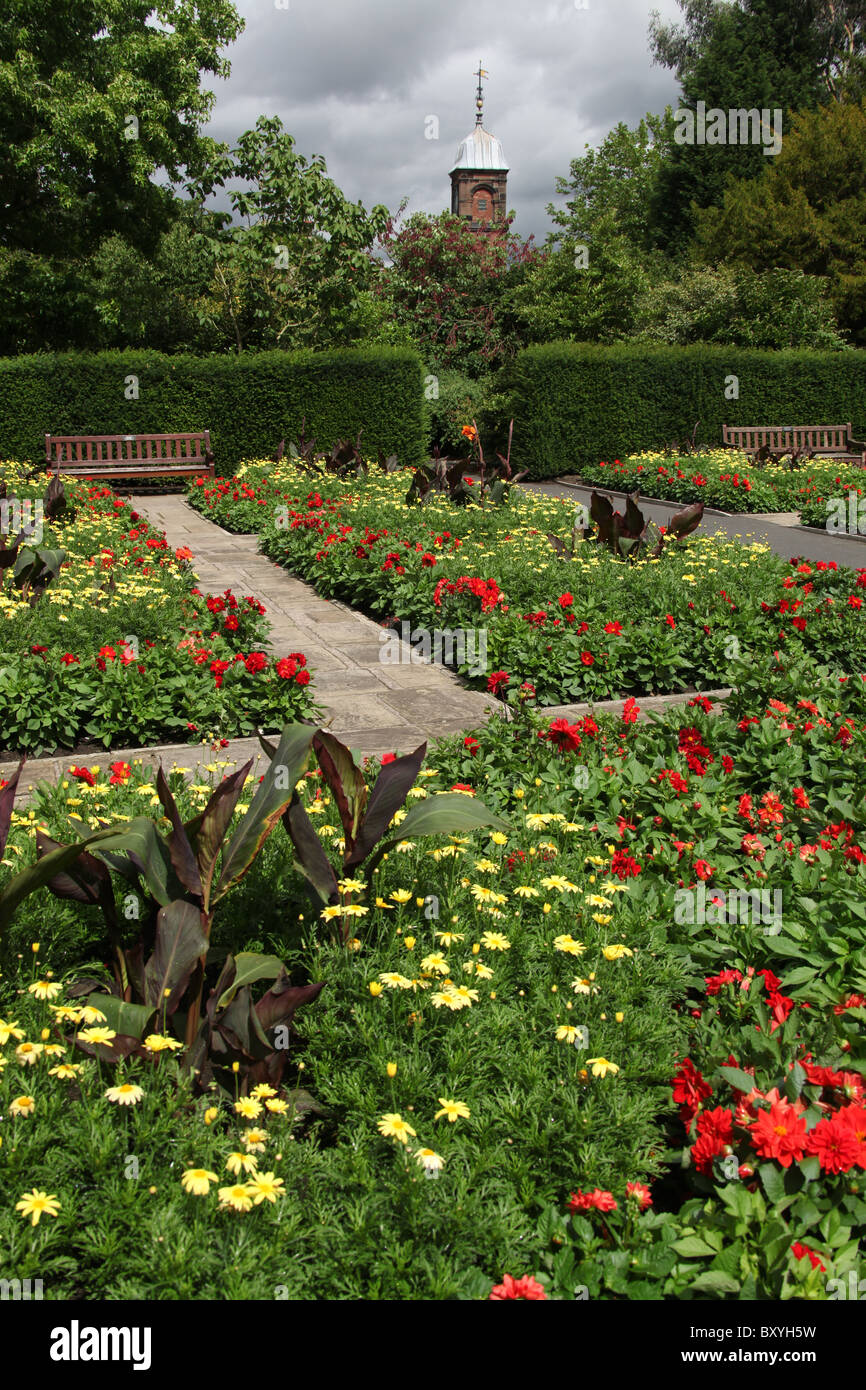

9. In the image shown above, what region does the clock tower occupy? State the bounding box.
[449,63,508,234]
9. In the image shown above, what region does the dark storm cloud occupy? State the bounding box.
[204,0,683,241]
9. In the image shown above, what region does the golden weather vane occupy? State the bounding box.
[474,61,489,124]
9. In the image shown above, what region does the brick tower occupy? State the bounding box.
[449,63,508,234]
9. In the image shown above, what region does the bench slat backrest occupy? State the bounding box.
[723,424,856,453]
[45,431,212,472]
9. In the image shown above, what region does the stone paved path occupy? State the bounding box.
[131,493,493,758]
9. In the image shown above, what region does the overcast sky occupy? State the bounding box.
[203,0,684,244]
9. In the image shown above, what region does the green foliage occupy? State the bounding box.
[649,0,826,250]
[693,98,866,345]
[0,0,242,264]
[423,370,494,455]
[546,111,677,255]
[495,341,866,478]
[632,265,846,349]
[189,115,392,354]
[0,347,427,473]
[503,219,655,347]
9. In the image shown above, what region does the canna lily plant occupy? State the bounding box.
[0,725,323,1093]
[549,489,704,562]
[0,473,68,603]
[0,721,512,1082]
[264,727,513,942]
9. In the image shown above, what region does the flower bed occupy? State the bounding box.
[800,477,866,533]
[573,450,866,515]
[188,460,866,707]
[0,470,315,754]
[0,657,863,1299]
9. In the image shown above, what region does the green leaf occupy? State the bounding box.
[94,820,176,906]
[759,1163,787,1205]
[687,1270,741,1295]
[672,1236,718,1258]
[216,723,314,900]
[780,966,819,988]
[391,792,512,840]
[217,952,286,1009]
[719,1065,757,1093]
[88,994,157,1041]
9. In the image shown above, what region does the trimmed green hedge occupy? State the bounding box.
[0,347,428,471]
[494,342,866,479]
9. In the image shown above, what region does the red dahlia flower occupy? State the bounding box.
[751,1099,808,1168]
[672,1057,712,1123]
[489,1273,546,1300]
[806,1116,862,1173]
[625,1181,652,1209]
[568,1188,618,1212]
[543,719,582,753]
[790,1242,826,1272]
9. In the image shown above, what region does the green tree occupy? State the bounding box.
[0,0,243,262]
[692,98,866,342]
[631,264,846,347]
[503,215,653,345]
[195,116,391,351]
[376,210,539,376]
[648,0,825,249]
[547,111,677,254]
[652,0,866,101]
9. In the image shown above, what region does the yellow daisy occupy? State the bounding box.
[226,1151,259,1176]
[105,1083,144,1106]
[248,1171,285,1204]
[181,1168,218,1195]
[16,1188,60,1226]
[435,1098,470,1122]
[218,1184,253,1212]
[27,980,63,1001]
[587,1057,621,1077]
[377,1112,417,1144]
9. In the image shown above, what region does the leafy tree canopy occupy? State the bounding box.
[693,97,866,342]
[0,0,243,260]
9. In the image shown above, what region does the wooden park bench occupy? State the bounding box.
[45,431,215,481]
[722,423,866,464]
